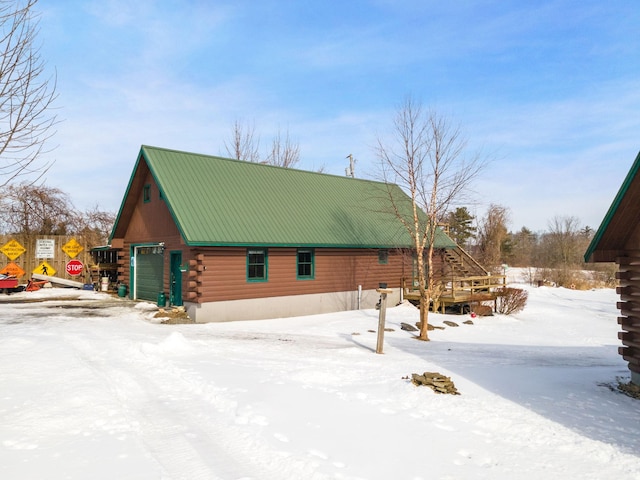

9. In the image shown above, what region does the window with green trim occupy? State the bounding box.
[297,249,314,279]
[378,249,389,264]
[247,249,267,282]
[143,184,151,203]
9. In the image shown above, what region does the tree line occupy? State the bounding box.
[445,205,615,288]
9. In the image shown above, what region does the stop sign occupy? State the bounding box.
[66,259,84,276]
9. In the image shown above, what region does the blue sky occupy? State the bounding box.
[34,0,640,232]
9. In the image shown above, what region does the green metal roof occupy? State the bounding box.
[112,145,457,249]
[584,150,640,262]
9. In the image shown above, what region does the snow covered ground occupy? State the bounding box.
[1,276,639,480]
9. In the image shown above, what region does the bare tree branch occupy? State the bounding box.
[1,181,74,235]
[265,128,300,168]
[0,0,58,188]
[224,119,261,163]
[224,121,301,169]
[75,204,117,246]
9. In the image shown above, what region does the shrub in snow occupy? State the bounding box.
[495,287,528,315]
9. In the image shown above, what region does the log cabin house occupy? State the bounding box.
[585,150,640,385]
[109,146,499,323]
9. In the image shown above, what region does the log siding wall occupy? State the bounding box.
[186,247,415,304]
[615,251,640,381]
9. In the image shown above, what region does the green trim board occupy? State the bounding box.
[247,248,268,282]
[90,245,113,252]
[296,248,314,280]
[170,250,183,306]
[111,145,457,250]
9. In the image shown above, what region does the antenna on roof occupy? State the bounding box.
[345,154,356,178]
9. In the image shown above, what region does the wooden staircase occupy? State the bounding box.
[442,247,488,278]
[403,246,506,314]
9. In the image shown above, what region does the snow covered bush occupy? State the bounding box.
[495,287,528,315]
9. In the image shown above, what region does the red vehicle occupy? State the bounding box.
[0,274,19,293]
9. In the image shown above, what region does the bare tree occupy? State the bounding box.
[0,182,115,247]
[377,97,484,340]
[1,181,75,235]
[0,0,58,188]
[476,204,510,271]
[224,121,301,169]
[224,119,261,163]
[75,205,116,247]
[544,215,583,268]
[265,128,300,168]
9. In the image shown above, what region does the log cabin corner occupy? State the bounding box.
[109,145,499,323]
[585,150,640,386]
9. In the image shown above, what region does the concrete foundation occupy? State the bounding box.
[185,288,401,323]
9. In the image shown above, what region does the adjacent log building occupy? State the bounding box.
[110,146,461,323]
[585,150,640,385]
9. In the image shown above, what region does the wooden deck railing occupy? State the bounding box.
[403,274,506,312]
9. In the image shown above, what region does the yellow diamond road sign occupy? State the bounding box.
[62,238,84,258]
[1,240,26,261]
[33,261,56,277]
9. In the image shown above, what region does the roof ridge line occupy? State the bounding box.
[140,144,391,186]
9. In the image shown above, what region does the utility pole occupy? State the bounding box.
[345,154,356,178]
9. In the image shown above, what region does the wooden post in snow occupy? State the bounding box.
[376,287,393,354]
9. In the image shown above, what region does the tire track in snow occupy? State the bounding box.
[63,329,325,480]
[95,363,231,480]
[64,332,232,479]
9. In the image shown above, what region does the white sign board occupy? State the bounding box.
[36,239,55,259]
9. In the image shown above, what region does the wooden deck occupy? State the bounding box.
[403,275,506,313]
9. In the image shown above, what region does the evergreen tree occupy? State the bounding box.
[445,207,476,248]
